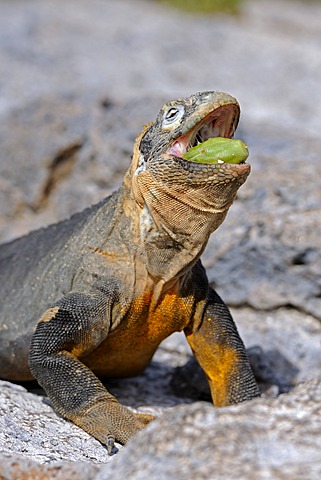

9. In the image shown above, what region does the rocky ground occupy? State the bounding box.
[0,0,321,478]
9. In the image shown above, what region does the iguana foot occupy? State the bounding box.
[104,413,154,454]
[70,400,155,455]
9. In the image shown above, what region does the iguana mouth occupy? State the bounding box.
[167,104,240,159]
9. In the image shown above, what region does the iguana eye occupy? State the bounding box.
[163,105,185,126]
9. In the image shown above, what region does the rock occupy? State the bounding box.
[246,345,295,394]
[0,92,164,243]
[102,378,321,480]
[235,307,321,385]
[3,376,321,479]
[0,453,99,480]
[0,381,110,464]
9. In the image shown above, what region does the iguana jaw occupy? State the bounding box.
[166,104,240,160]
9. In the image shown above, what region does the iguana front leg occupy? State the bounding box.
[185,288,260,406]
[29,291,153,454]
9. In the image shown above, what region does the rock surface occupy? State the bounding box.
[0,453,99,480]
[103,378,321,480]
[0,0,321,478]
[0,381,109,465]
[2,378,321,479]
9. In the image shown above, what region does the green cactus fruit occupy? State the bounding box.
[182,137,249,164]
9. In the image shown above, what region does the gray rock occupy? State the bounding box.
[0,453,99,480]
[0,0,321,136]
[2,377,321,479]
[103,378,321,480]
[0,92,164,243]
[0,381,110,464]
[235,307,321,385]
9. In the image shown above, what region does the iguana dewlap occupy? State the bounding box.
[0,91,260,454]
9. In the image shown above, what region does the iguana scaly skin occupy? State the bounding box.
[0,91,260,453]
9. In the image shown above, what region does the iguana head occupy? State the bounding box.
[130,91,249,211]
[126,91,251,280]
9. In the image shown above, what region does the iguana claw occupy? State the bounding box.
[107,434,115,455]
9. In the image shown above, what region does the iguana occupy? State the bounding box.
[0,91,260,454]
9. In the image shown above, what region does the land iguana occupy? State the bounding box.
[0,91,260,453]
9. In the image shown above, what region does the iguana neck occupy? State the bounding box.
[140,199,227,284]
[123,166,229,286]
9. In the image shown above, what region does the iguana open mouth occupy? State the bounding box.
[167,104,240,159]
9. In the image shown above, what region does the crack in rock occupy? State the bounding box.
[34,141,84,211]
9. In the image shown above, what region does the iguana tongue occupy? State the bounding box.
[168,140,185,157]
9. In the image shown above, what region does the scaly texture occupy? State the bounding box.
[0,91,259,453]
